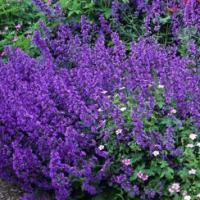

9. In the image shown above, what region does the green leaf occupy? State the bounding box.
[92,194,107,200]
[164,168,174,180]
[103,8,111,19]
[131,153,143,163]
[59,0,69,9]
[160,160,169,168]
[160,117,172,126]
[92,189,120,200]
[159,15,171,24]
[160,166,174,179]
[83,2,94,9]
[122,0,129,3]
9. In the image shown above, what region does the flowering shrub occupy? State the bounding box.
[1,16,200,199]
[1,0,200,200]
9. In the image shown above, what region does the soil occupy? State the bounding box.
[0,180,22,200]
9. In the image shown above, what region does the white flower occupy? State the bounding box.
[158,84,164,89]
[120,107,127,112]
[116,129,122,135]
[196,143,200,147]
[152,150,160,157]
[119,86,125,90]
[186,144,194,148]
[182,191,187,196]
[196,193,200,199]
[183,195,191,200]
[98,145,105,151]
[101,90,108,94]
[98,108,103,112]
[188,169,196,175]
[170,109,177,114]
[168,183,180,194]
[189,133,197,140]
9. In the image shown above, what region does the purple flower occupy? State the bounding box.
[32,0,53,18]
[112,0,120,21]
[145,188,156,199]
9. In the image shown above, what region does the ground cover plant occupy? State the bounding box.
[1,0,200,200]
[0,0,42,56]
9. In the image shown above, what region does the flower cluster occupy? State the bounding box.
[130,0,200,36]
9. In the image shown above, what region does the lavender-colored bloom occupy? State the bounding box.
[164,127,175,151]
[133,185,140,196]
[19,194,35,200]
[32,0,53,18]
[127,0,200,38]
[187,40,197,55]
[80,16,92,43]
[112,0,120,21]
[144,188,156,199]
[170,147,183,157]
[99,15,112,34]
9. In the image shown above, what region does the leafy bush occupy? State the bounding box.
[1,16,200,199]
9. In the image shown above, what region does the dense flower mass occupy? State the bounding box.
[0,0,200,200]
[0,21,200,199]
[130,0,200,36]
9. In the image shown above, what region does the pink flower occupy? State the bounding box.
[186,144,194,148]
[168,183,180,194]
[47,0,52,5]
[26,34,32,39]
[122,159,131,166]
[137,171,149,181]
[0,51,5,56]
[170,109,177,114]
[12,36,18,42]
[15,24,22,29]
